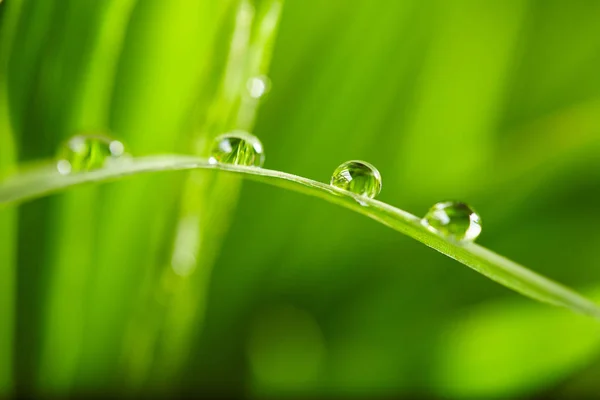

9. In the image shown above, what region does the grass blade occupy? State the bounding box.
[140,0,285,390]
[0,0,24,394]
[1,154,599,319]
[34,0,139,393]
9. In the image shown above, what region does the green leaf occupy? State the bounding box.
[2,155,599,319]
[32,0,139,392]
[433,289,600,398]
[0,0,24,394]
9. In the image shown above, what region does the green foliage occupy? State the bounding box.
[2,0,600,398]
[2,156,600,321]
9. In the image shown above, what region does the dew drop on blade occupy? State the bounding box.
[329,160,382,199]
[56,134,126,175]
[421,201,482,242]
[209,131,265,167]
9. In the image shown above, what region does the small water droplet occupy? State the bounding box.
[330,160,382,199]
[246,75,271,99]
[56,134,125,175]
[209,131,265,167]
[422,201,482,242]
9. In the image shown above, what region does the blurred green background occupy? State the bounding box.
[2,0,600,398]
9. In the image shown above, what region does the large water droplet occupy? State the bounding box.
[422,201,482,242]
[209,131,265,167]
[330,160,382,199]
[246,75,271,99]
[56,134,125,175]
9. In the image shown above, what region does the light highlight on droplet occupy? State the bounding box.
[246,75,271,99]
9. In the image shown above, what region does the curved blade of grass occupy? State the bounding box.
[1,154,599,319]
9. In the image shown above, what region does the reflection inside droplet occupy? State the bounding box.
[330,160,382,199]
[422,201,482,242]
[209,131,265,167]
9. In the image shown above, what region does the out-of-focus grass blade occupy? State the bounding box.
[1,155,600,320]
[34,0,139,394]
[73,0,214,389]
[481,100,600,218]
[433,289,600,399]
[138,0,284,391]
[0,0,23,395]
[398,0,526,200]
[116,0,241,388]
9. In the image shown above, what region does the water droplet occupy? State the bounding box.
[209,131,265,167]
[330,160,382,199]
[246,75,271,99]
[56,134,125,175]
[422,201,482,242]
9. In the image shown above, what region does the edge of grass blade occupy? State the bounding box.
[1,154,599,320]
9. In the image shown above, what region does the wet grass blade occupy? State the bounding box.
[1,154,599,320]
